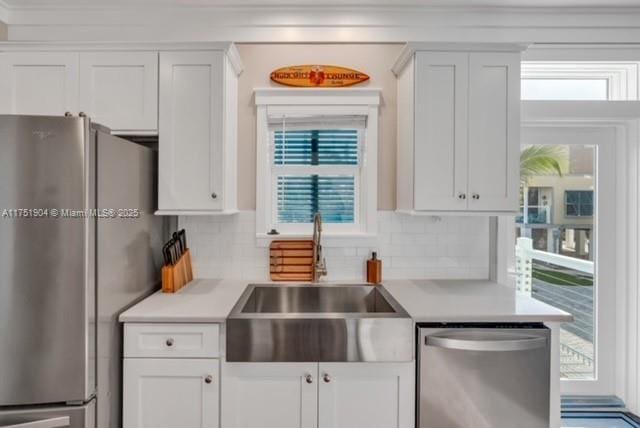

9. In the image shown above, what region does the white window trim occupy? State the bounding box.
[522,61,640,100]
[254,88,381,243]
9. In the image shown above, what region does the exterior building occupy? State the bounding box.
[518,145,595,260]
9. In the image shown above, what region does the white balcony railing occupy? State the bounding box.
[515,237,594,295]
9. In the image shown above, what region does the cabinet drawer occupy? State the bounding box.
[124,323,220,358]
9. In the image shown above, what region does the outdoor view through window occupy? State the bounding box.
[517,144,596,380]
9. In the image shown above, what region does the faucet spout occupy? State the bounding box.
[312,213,327,282]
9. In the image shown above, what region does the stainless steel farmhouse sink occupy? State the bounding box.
[226,284,413,362]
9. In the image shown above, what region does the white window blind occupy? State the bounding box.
[270,116,364,225]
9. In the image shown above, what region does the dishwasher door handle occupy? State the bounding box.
[425,335,547,352]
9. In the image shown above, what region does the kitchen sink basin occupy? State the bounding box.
[226,284,412,362]
[240,284,398,314]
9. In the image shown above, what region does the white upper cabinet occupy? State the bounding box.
[0,51,79,115]
[79,51,158,133]
[157,48,241,214]
[413,51,468,211]
[394,43,524,214]
[0,43,242,214]
[467,52,521,211]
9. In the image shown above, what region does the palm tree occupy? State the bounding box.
[520,145,568,233]
[521,145,567,187]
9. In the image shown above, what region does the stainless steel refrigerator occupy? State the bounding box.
[0,115,166,428]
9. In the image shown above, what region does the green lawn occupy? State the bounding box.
[533,266,593,286]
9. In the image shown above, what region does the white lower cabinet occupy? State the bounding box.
[222,362,414,428]
[123,359,219,428]
[222,363,318,428]
[318,362,414,428]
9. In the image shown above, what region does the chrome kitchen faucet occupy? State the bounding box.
[312,212,327,282]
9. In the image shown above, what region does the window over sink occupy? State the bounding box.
[272,119,362,229]
[254,89,380,239]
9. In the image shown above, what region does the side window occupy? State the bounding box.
[565,190,594,217]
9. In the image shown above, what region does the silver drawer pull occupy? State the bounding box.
[204,375,213,384]
[426,335,547,352]
[323,373,331,383]
[305,374,314,384]
[166,338,174,347]
[1,416,70,428]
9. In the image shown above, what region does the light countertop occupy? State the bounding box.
[118,278,247,323]
[383,279,573,323]
[119,278,572,324]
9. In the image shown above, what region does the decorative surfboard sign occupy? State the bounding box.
[270,65,370,88]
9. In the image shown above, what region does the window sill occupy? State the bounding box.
[256,233,377,248]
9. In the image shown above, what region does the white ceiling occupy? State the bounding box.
[4,0,640,7]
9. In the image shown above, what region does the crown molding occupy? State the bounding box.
[391,42,530,76]
[6,5,640,43]
[0,40,237,51]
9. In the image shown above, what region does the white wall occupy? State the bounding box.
[181,212,490,281]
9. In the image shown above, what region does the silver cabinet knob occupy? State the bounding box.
[166,338,174,347]
[211,193,217,199]
[305,374,314,384]
[204,375,213,384]
[472,194,480,200]
[458,193,466,200]
[323,373,331,383]
[64,112,72,117]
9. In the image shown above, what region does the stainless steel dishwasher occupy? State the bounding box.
[418,323,550,428]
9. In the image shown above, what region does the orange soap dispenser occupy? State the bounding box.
[367,252,382,284]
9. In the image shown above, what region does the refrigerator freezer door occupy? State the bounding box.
[0,400,95,428]
[0,115,96,406]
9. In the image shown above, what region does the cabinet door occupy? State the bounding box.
[318,362,414,428]
[158,51,224,211]
[467,52,520,211]
[222,363,317,428]
[79,52,158,132]
[123,358,219,428]
[0,52,79,115]
[413,51,469,211]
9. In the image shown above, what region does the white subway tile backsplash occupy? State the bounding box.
[180,211,491,281]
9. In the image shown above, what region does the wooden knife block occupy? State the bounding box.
[162,249,194,293]
[270,240,314,282]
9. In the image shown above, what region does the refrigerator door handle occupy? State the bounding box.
[425,335,547,352]
[0,416,70,428]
